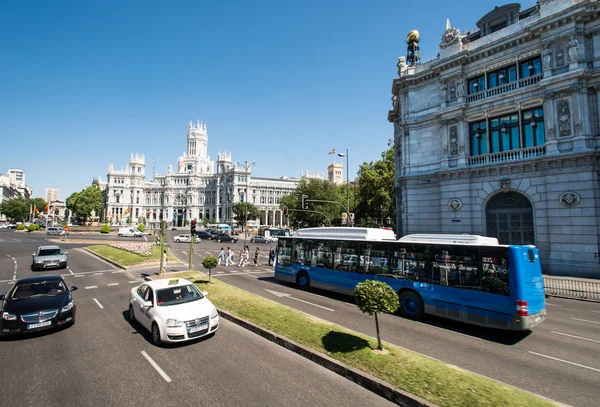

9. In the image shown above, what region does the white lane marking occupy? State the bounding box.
[546,303,561,307]
[264,289,335,312]
[217,271,225,274]
[571,317,600,325]
[85,285,98,290]
[143,235,148,242]
[552,331,600,344]
[129,280,140,284]
[93,298,104,309]
[182,251,187,256]
[590,310,600,314]
[75,275,85,278]
[205,252,212,255]
[529,351,600,373]
[111,270,124,274]
[13,238,20,242]
[141,351,172,383]
[108,283,119,286]
[61,269,120,277]
[67,268,74,275]
[7,282,14,285]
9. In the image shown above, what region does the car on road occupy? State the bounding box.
[250,235,274,244]
[46,226,67,236]
[128,278,219,345]
[173,234,201,243]
[194,231,216,240]
[0,275,77,336]
[32,245,68,270]
[215,233,237,243]
[7,223,17,229]
[0,224,7,229]
[118,227,143,237]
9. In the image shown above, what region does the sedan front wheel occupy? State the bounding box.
[152,323,162,345]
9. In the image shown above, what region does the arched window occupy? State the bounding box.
[486,192,534,245]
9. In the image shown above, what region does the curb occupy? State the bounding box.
[217,309,437,407]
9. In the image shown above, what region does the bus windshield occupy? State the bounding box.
[274,228,546,331]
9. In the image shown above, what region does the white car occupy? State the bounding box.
[129,278,219,345]
[173,234,201,243]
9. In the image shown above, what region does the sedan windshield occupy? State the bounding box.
[156,284,203,306]
[11,281,66,299]
[38,249,63,256]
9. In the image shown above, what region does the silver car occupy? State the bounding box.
[32,245,68,270]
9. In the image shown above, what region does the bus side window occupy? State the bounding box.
[403,245,428,281]
[430,245,479,288]
[278,241,292,266]
[480,248,510,295]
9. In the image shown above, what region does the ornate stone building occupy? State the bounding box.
[389,0,600,277]
[104,121,299,229]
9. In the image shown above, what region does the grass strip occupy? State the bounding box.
[165,271,555,407]
[87,245,175,266]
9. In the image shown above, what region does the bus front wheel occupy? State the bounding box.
[399,291,424,319]
[296,272,310,290]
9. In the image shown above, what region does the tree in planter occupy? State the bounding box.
[27,224,36,232]
[354,280,399,351]
[16,224,25,231]
[137,224,145,232]
[101,224,111,233]
[202,256,218,283]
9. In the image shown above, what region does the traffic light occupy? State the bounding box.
[191,219,197,234]
[283,206,288,216]
[301,194,308,209]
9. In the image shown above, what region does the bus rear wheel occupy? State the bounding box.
[296,272,310,290]
[399,291,424,319]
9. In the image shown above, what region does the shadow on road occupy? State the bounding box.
[256,277,532,345]
[322,331,371,352]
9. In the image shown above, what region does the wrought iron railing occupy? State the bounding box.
[466,73,543,103]
[467,146,545,167]
[544,276,600,301]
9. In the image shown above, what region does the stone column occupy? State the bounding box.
[440,121,449,170]
[572,89,588,151]
[543,94,559,154]
[457,119,467,167]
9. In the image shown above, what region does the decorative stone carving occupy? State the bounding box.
[542,46,553,70]
[574,121,583,135]
[557,100,571,136]
[559,192,580,207]
[556,45,565,66]
[440,83,447,102]
[449,84,456,100]
[396,56,406,77]
[448,199,462,211]
[500,179,511,193]
[567,36,579,62]
[440,26,461,49]
[547,126,556,140]
[449,125,458,156]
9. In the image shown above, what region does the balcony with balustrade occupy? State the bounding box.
[466,145,546,167]
[466,74,542,104]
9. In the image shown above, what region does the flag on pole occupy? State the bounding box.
[45,203,49,214]
[328,148,336,155]
[35,205,39,215]
[124,208,131,215]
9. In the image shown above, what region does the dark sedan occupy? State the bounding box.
[215,233,238,243]
[0,275,77,336]
[194,231,216,240]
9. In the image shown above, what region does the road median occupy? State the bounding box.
[148,270,559,407]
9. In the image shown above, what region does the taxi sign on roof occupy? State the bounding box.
[168,279,179,285]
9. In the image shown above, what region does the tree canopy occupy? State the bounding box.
[0,198,29,221]
[66,186,104,221]
[355,147,395,229]
[354,280,399,350]
[30,197,48,213]
[232,202,260,227]
[280,179,344,228]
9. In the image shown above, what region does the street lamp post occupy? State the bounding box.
[337,149,350,226]
[236,160,256,237]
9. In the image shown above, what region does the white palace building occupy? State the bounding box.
[103,121,299,229]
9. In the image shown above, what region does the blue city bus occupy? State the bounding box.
[274,227,546,330]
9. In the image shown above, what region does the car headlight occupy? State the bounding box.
[34,260,43,263]
[61,302,73,313]
[210,308,218,319]
[2,312,17,321]
[166,318,184,328]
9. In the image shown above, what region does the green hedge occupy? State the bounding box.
[137,224,145,232]
[17,224,25,230]
[101,224,111,233]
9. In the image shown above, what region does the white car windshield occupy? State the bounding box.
[156,284,203,306]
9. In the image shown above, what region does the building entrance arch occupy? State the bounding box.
[486,192,534,245]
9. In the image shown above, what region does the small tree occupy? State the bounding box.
[101,224,111,233]
[354,280,399,350]
[202,256,218,283]
[17,224,25,231]
[137,224,145,232]
[27,224,36,232]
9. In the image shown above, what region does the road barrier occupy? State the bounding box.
[544,276,600,301]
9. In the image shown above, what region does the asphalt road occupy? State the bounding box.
[0,230,394,407]
[162,232,600,407]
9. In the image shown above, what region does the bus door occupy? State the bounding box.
[508,246,545,316]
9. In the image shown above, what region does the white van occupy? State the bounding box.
[118,227,143,237]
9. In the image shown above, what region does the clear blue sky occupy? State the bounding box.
[1,0,537,200]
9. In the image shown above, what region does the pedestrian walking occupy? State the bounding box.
[226,247,233,266]
[218,247,226,265]
[268,247,275,266]
[238,249,245,267]
[254,247,261,267]
[162,250,168,271]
